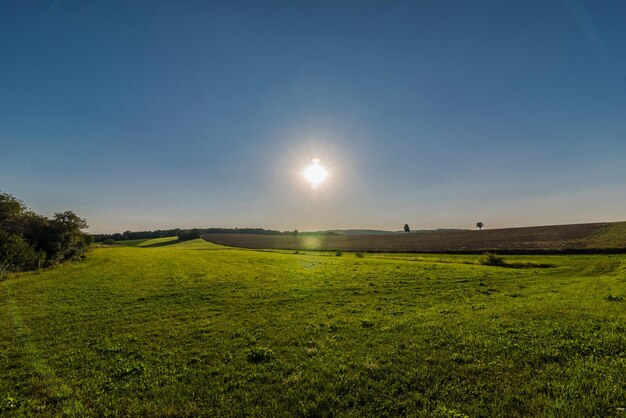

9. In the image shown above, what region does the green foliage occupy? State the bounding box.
[0,192,91,273]
[479,252,506,266]
[176,228,201,241]
[0,231,44,274]
[1,241,625,415]
[0,193,26,227]
[335,251,342,257]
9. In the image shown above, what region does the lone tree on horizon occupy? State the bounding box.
[476,222,484,230]
[404,224,410,233]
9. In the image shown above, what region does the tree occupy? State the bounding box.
[0,230,44,274]
[0,192,91,273]
[404,224,410,233]
[476,222,484,230]
[176,228,201,241]
[41,211,91,263]
[0,192,27,235]
[293,230,298,237]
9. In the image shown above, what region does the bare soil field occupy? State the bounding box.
[203,222,626,254]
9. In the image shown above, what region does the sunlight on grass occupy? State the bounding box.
[1,245,625,415]
[136,237,179,247]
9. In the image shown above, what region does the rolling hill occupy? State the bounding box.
[2,238,626,415]
[203,221,626,253]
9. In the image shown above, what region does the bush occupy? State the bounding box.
[0,231,44,274]
[103,239,115,246]
[246,347,274,364]
[335,251,343,257]
[0,191,91,274]
[355,252,364,258]
[177,228,201,241]
[36,212,92,265]
[479,252,506,266]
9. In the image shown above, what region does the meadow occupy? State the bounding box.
[1,238,625,416]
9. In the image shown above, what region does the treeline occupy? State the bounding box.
[92,228,349,243]
[93,227,289,242]
[0,192,92,274]
[93,229,179,242]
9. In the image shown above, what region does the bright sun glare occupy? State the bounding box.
[304,158,328,189]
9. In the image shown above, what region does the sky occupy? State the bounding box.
[1,0,625,233]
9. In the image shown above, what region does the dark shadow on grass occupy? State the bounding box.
[501,262,555,269]
[479,252,554,269]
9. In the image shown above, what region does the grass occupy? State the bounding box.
[136,237,180,247]
[1,239,626,416]
[106,237,180,247]
[112,238,151,247]
[589,222,626,248]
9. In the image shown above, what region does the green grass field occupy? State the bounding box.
[100,237,180,247]
[1,239,625,416]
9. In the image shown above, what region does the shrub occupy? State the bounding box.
[479,252,506,267]
[246,347,274,364]
[177,228,201,241]
[335,251,343,257]
[0,191,91,273]
[0,231,44,274]
[361,320,374,328]
[355,252,364,258]
[103,239,115,246]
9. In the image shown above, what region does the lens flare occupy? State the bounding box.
[304,158,328,189]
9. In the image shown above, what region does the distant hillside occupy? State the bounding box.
[203,221,626,254]
[309,228,469,235]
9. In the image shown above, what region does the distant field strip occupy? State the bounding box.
[203,222,626,253]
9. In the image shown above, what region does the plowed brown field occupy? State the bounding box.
[202,222,626,253]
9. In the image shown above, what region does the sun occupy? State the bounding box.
[303,158,328,189]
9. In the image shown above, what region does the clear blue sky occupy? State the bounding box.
[1,1,625,233]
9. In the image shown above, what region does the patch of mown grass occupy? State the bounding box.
[1,240,625,416]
